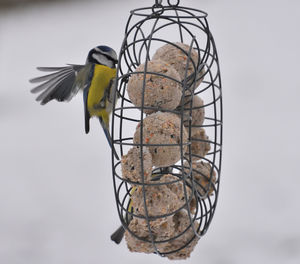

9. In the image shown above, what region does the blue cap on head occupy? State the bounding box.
[86,45,118,66]
[97,45,112,52]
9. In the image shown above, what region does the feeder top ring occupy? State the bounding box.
[130,6,208,19]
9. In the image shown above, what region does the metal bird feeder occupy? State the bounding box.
[110,0,222,259]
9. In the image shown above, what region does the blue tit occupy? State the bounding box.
[30,45,119,160]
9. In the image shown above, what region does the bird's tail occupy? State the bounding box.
[99,118,120,160]
[111,225,125,244]
[111,187,136,244]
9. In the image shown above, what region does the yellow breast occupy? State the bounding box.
[87,65,116,121]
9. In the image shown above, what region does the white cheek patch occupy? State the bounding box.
[92,53,113,67]
[92,53,103,63]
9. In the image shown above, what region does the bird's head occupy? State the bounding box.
[86,45,118,68]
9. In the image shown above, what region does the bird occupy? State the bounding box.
[30,45,120,160]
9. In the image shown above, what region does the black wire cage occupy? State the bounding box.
[110,0,222,259]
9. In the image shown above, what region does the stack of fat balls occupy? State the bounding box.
[121,42,216,260]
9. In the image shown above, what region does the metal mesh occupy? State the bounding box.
[110,0,223,258]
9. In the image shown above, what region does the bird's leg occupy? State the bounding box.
[107,78,118,103]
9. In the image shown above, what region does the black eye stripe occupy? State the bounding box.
[107,55,117,61]
[96,52,116,62]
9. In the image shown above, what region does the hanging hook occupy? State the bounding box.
[155,0,163,6]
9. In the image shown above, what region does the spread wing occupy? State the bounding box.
[29,64,85,105]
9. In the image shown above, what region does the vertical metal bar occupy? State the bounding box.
[139,15,162,256]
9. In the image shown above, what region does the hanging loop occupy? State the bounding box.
[152,0,164,16]
[167,0,180,7]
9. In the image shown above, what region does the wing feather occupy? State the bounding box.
[30,64,85,104]
[37,66,67,72]
[29,68,71,83]
[36,73,75,105]
[30,69,73,94]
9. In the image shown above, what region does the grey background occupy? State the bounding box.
[1,0,300,263]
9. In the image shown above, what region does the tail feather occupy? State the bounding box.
[111,187,135,244]
[111,225,125,244]
[99,118,120,160]
[83,89,90,134]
